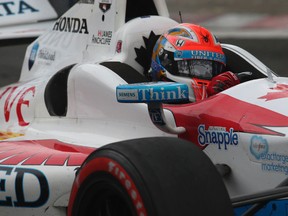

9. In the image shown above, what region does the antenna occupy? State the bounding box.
[267,67,276,83]
[179,11,183,23]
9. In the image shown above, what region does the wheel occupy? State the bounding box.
[68,137,233,216]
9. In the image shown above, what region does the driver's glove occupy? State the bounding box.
[207,71,240,96]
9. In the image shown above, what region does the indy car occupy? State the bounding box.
[0,0,288,215]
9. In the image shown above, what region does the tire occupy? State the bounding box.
[68,137,233,216]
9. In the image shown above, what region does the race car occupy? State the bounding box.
[0,0,288,215]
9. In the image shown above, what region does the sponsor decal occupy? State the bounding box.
[175,39,185,47]
[201,33,210,43]
[108,160,147,216]
[38,48,55,61]
[28,42,39,70]
[117,89,138,101]
[249,136,288,175]
[0,139,94,209]
[0,85,36,126]
[261,154,288,175]
[34,47,56,66]
[259,84,288,101]
[92,30,112,45]
[0,0,39,16]
[0,166,49,207]
[0,131,24,140]
[148,108,165,125]
[250,135,269,159]
[99,0,111,13]
[53,17,89,34]
[197,124,238,150]
[117,84,188,103]
[142,85,187,102]
[174,50,226,65]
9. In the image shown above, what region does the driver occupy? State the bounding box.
[149,23,240,102]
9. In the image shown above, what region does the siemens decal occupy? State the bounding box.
[53,17,89,34]
[117,89,138,101]
[198,125,238,150]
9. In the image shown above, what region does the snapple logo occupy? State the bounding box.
[198,124,238,150]
[250,135,268,160]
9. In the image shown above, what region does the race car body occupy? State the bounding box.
[167,76,288,196]
[0,0,287,215]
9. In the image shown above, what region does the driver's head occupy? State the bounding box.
[149,23,226,101]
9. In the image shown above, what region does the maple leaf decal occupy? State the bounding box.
[259,84,288,101]
[134,31,160,78]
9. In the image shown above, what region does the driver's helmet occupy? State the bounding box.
[149,23,226,102]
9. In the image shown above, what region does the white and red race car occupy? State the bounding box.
[0,0,288,215]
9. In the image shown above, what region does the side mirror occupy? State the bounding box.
[116,82,188,134]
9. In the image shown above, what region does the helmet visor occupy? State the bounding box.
[177,59,213,80]
[158,50,224,80]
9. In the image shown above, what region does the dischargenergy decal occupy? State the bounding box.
[198,124,238,150]
[250,135,288,175]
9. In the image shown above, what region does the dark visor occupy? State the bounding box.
[159,50,224,80]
